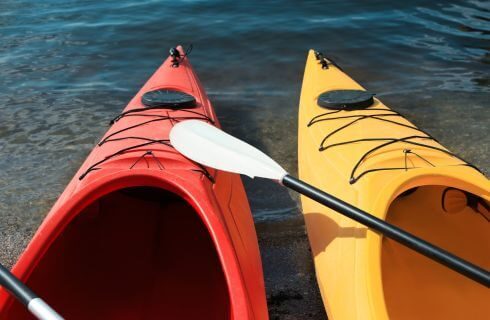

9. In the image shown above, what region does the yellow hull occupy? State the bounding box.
[298,50,490,320]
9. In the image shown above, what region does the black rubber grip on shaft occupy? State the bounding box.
[282,174,490,287]
[0,263,36,305]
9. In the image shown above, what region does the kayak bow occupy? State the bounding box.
[0,46,268,320]
[298,50,490,320]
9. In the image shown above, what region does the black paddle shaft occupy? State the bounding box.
[282,175,490,287]
[0,262,36,306]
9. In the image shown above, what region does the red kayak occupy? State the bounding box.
[0,46,268,320]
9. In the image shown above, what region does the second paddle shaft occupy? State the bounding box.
[282,174,490,287]
[0,264,63,320]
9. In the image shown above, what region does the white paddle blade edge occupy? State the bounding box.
[170,120,287,180]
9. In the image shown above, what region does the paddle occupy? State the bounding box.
[170,120,490,287]
[0,263,63,319]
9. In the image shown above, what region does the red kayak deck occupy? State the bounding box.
[0,46,268,319]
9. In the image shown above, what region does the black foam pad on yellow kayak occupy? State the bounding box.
[317,89,374,110]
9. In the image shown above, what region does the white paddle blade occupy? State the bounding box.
[170,120,287,180]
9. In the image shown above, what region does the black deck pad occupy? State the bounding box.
[141,89,196,109]
[317,90,374,110]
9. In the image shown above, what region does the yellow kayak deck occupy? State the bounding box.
[298,50,490,320]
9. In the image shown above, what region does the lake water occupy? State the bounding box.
[0,0,488,318]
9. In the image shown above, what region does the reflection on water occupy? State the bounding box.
[0,0,488,318]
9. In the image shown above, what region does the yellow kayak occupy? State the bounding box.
[298,49,490,320]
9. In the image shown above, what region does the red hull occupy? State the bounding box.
[0,47,268,319]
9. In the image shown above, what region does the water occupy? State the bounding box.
[0,0,488,318]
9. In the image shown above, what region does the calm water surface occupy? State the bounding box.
[0,0,488,318]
